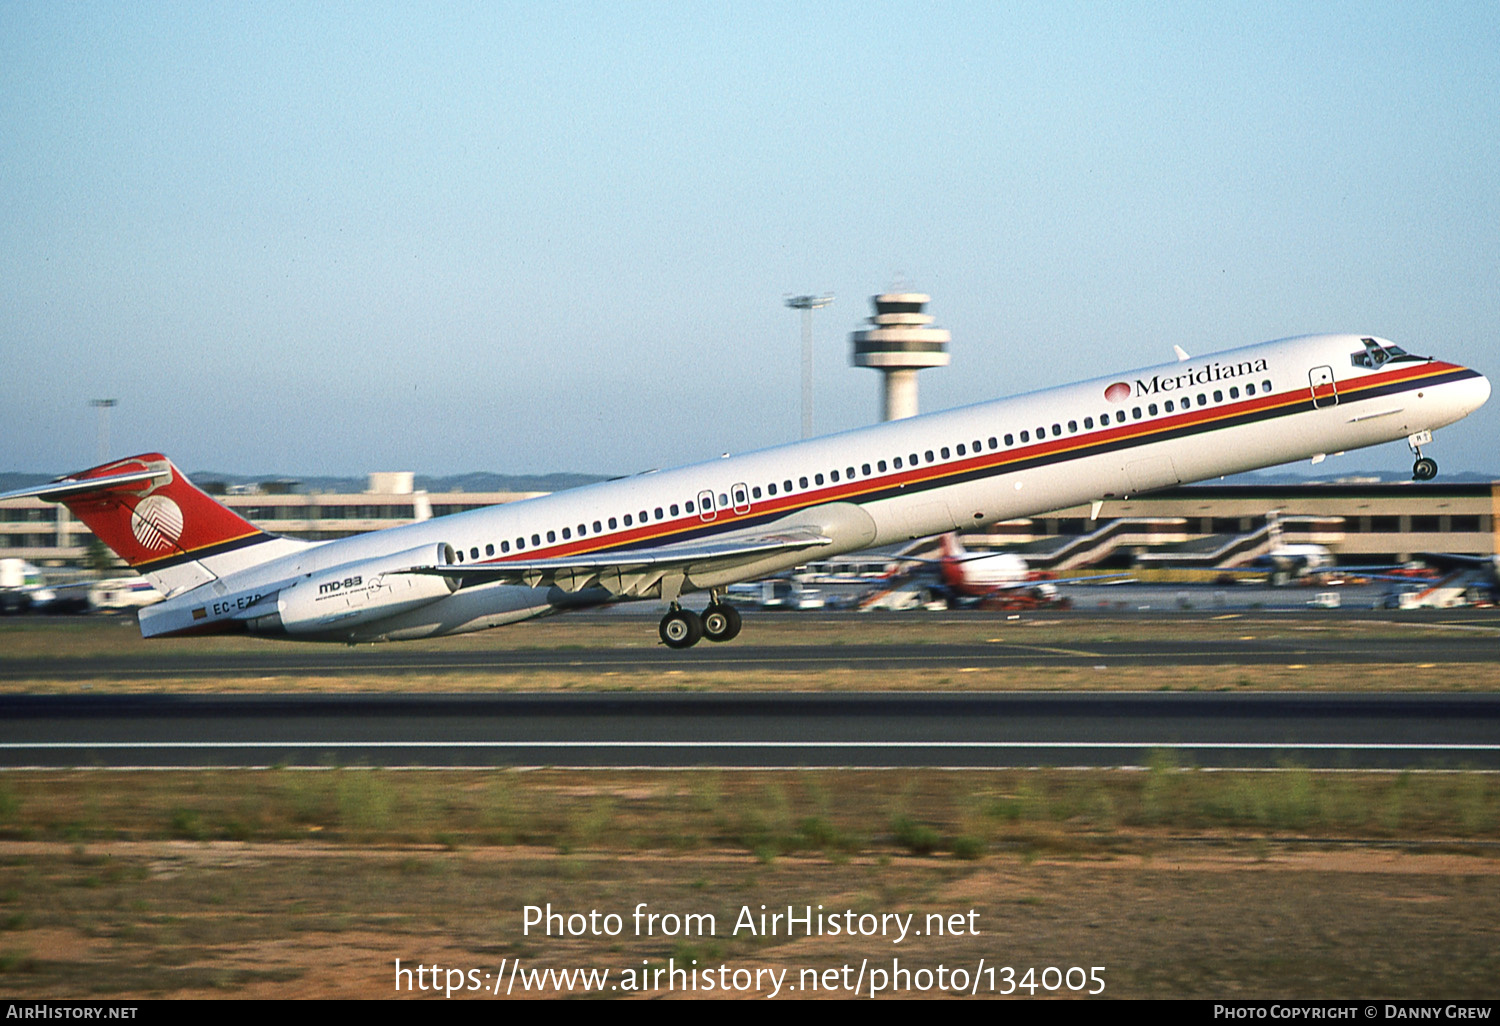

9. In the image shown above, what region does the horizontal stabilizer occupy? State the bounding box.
[0,468,166,504]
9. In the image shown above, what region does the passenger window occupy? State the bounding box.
[812,474,823,486]
[623,515,632,526]
[1051,424,1061,436]
[1262,379,1272,391]
[654,508,664,520]
[1245,383,1255,396]
[830,470,840,482]
[973,440,982,452]
[1132,408,1142,420]
[1148,404,1157,416]
[516,538,525,550]
[861,463,871,476]
[1163,401,1173,413]
[531,534,541,546]
[925,451,935,463]
[956,444,966,456]
[940,447,950,459]
[546,530,556,543]
[1083,416,1093,429]
[640,510,648,522]
[910,454,919,465]
[1229,386,1240,399]
[485,543,494,556]
[876,460,886,472]
[561,528,571,540]
[1004,434,1014,446]
[752,486,762,499]
[768,483,777,496]
[608,517,618,529]
[470,547,479,559]
[1198,393,1207,405]
[893,456,903,469]
[685,500,694,513]
[593,521,602,533]
[1180,396,1190,409]
[456,550,464,563]
[1213,390,1223,402]
[988,437,998,450]
[576,524,585,537]
[669,504,679,516]
[717,495,727,507]
[799,477,808,489]
[1020,430,1030,443]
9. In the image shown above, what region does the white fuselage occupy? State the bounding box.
[139,333,1489,642]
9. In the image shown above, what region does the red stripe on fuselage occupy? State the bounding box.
[459,360,1463,568]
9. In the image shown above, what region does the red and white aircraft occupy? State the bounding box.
[3,334,1487,647]
[857,534,1114,611]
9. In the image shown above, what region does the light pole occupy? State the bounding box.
[784,294,833,438]
[89,399,118,463]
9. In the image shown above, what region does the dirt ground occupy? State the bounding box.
[2,839,1496,999]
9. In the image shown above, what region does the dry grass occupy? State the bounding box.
[0,768,1496,999]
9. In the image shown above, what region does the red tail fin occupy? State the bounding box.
[47,454,267,572]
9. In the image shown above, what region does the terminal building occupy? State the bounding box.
[1,473,1495,570]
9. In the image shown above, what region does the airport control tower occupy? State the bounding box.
[849,292,951,421]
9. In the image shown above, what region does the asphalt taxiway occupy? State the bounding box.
[3,691,1498,769]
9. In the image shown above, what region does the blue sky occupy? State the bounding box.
[3,1,1497,477]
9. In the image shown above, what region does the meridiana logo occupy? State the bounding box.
[131,494,184,551]
[1104,382,1130,403]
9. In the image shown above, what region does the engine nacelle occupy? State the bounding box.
[273,543,459,634]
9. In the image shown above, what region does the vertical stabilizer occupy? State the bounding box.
[8,454,306,597]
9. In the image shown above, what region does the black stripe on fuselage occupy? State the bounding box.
[134,530,272,572]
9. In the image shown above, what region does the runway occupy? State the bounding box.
[5,620,1500,680]
[3,692,1498,769]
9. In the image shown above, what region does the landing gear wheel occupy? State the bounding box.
[1413,457,1438,481]
[659,608,703,649]
[701,603,742,643]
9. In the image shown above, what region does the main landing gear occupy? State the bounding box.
[659,597,743,649]
[1408,431,1438,481]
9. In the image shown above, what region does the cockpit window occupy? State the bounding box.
[1352,337,1420,369]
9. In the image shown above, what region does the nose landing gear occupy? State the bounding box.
[659,596,743,649]
[1408,431,1437,481]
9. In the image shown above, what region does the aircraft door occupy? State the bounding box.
[697,490,717,522]
[1309,366,1338,408]
[731,482,751,515]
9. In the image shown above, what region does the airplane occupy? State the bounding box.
[855,533,1123,611]
[1253,511,1336,579]
[1372,553,1500,609]
[0,333,1487,648]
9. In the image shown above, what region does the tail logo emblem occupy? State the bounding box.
[131,495,185,551]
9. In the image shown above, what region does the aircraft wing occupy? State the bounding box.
[1416,553,1500,573]
[394,527,834,597]
[976,571,1133,592]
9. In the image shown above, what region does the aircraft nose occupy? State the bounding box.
[1464,370,1492,413]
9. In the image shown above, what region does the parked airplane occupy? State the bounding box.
[1,334,1487,647]
[855,534,1120,611]
[1254,511,1336,578]
[1375,553,1500,609]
